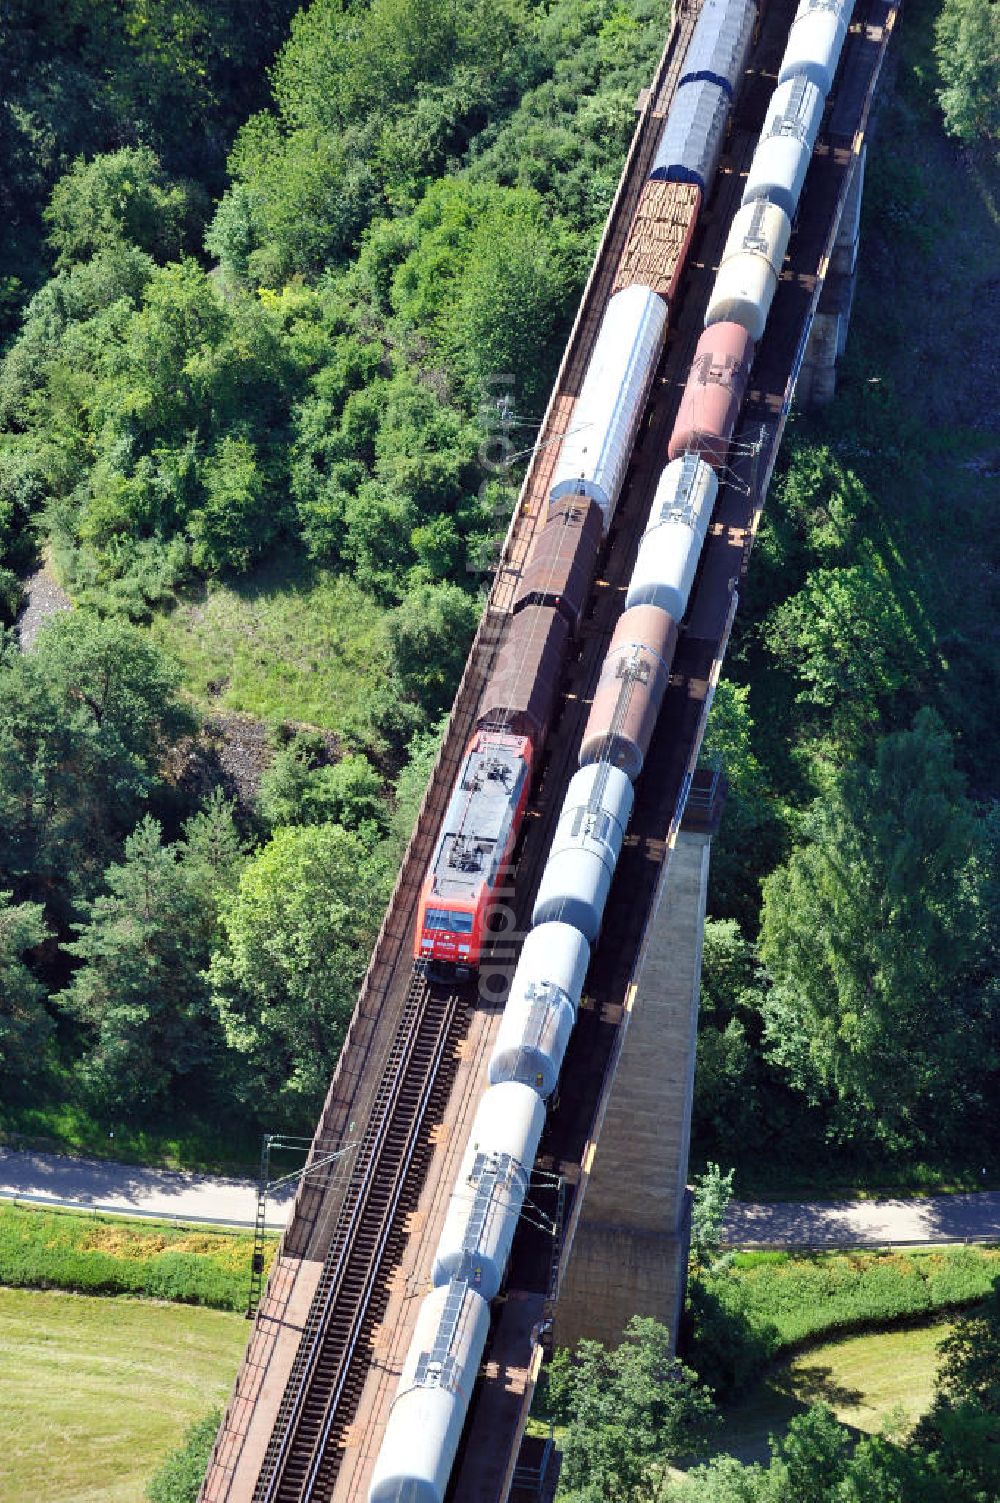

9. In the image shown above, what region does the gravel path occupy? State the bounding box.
[723,1191,1000,1249]
[0,1147,295,1229]
[15,563,72,649]
[1,1145,999,1245]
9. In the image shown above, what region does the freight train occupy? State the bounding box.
[381,1,854,1498]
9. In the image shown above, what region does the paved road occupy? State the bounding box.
[2,1146,999,1244]
[0,1147,295,1228]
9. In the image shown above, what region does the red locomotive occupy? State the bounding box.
[414,730,533,970]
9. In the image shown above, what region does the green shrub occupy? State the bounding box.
[147,1408,222,1503]
[0,1204,274,1312]
[697,1246,1000,1360]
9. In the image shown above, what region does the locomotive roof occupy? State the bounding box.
[430,736,528,903]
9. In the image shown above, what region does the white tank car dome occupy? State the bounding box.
[705,199,792,340]
[741,76,825,219]
[532,764,635,941]
[368,1281,491,1503]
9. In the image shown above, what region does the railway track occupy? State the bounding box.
[251,975,468,1503]
[202,0,898,1496]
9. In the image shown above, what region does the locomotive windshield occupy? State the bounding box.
[424,909,474,935]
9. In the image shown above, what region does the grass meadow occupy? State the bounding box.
[706,1319,952,1466]
[0,1287,244,1503]
[149,557,391,739]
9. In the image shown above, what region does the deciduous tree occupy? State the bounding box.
[552,1317,718,1502]
[208,824,387,1121]
[934,0,1000,147]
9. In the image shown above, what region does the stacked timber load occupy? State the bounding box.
[613,180,701,300]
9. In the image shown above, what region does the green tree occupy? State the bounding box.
[934,0,1000,146]
[0,615,194,908]
[771,1404,851,1503]
[258,738,386,835]
[388,581,480,719]
[764,551,930,750]
[0,891,52,1087]
[758,710,994,1146]
[677,1405,852,1502]
[57,817,223,1112]
[698,680,780,923]
[208,824,387,1121]
[44,149,206,270]
[690,1163,735,1274]
[389,718,447,858]
[218,0,531,281]
[177,788,247,948]
[382,178,580,409]
[553,1317,718,1502]
[912,1283,1000,1495]
[694,920,766,1160]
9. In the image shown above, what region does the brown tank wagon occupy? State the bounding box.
[477,605,571,749]
[578,604,679,779]
[512,496,604,633]
[668,319,755,470]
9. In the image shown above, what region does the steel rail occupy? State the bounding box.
[251,977,463,1503]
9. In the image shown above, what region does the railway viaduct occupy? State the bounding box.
[199,2,900,1500]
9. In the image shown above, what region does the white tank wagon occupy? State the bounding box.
[368,1280,491,1503]
[678,0,757,96]
[778,0,853,97]
[626,454,719,620]
[741,75,825,220]
[431,1083,546,1300]
[549,285,668,530]
[705,199,792,340]
[488,922,591,1097]
[649,79,731,192]
[532,764,635,941]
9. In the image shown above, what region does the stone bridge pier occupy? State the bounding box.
[555,773,726,1354]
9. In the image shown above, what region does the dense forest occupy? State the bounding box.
[0,0,997,1187]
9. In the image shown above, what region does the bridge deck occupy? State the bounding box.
[199,2,900,1500]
